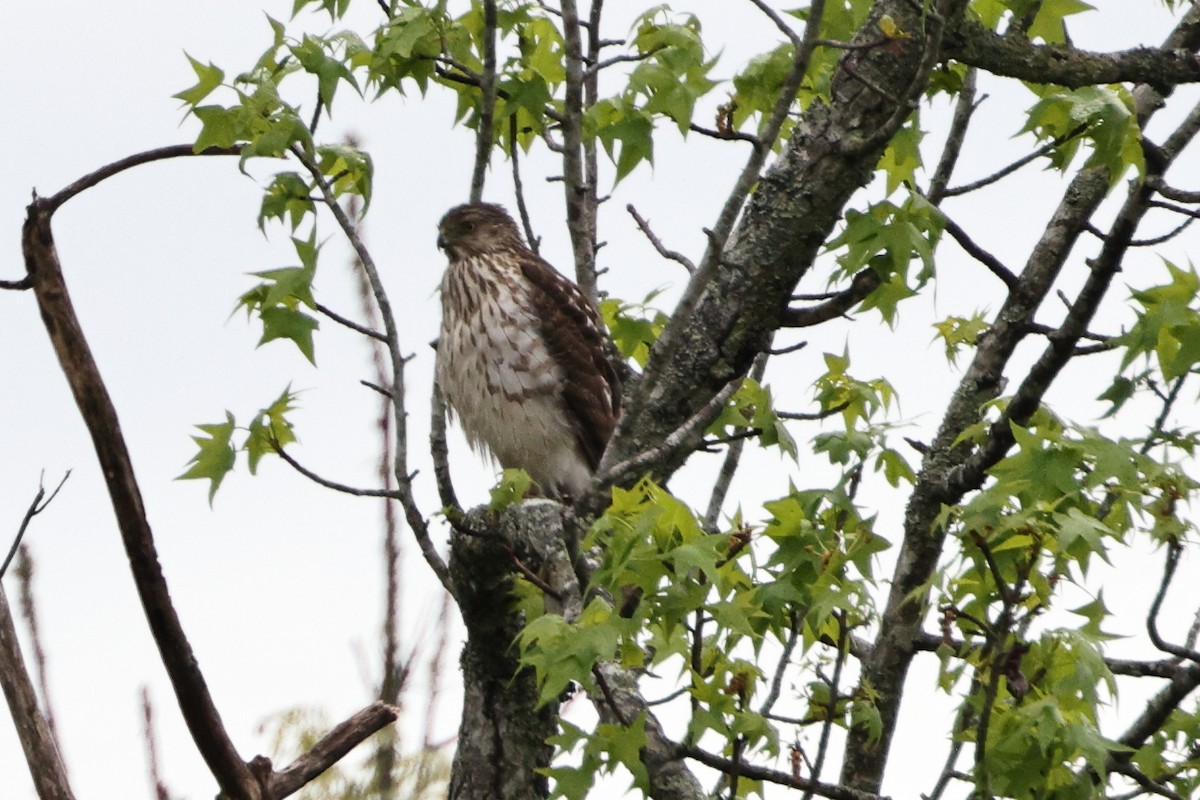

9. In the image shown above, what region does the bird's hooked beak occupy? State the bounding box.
[436,231,447,251]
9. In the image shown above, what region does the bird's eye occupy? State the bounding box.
[465,222,476,233]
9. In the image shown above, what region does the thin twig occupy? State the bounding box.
[141,687,171,800]
[627,204,696,273]
[683,746,889,800]
[758,611,801,716]
[803,612,849,798]
[593,377,741,494]
[942,123,1089,197]
[703,352,770,532]
[1,471,70,580]
[14,548,62,757]
[926,68,978,205]
[940,214,1019,289]
[315,302,386,341]
[778,401,850,422]
[430,381,460,513]
[688,123,761,146]
[1148,540,1200,663]
[291,145,454,596]
[510,114,540,255]
[272,441,402,499]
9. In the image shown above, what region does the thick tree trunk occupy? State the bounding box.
[448,503,571,800]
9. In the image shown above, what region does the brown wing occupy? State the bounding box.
[518,253,622,469]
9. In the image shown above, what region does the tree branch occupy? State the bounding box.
[469,0,497,204]
[0,583,75,800]
[683,746,888,800]
[314,302,386,341]
[627,204,696,274]
[272,441,402,499]
[0,471,70,580]
[266,702,399,798]
[939,213,1019,289]
[942,19,1200,89]
[291,146,454,598]
[40,144,241,214]
[23,193,260,799]
[781,268,882,327]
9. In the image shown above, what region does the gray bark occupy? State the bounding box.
[448,504,568,800]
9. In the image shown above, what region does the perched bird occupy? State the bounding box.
[435,202,621,499]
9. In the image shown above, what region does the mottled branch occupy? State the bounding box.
[942,20,1200,89]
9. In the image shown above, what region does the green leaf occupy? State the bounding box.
[1027,0,1095,44]
[489,468,533,510]
[174,54,225,107]
[246,387,299,473]
[877,116,923,194]
[177,412,238,503]
[192,105,241,151]
[259,307,319,363]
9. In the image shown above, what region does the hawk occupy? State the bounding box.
[435,202,622,499]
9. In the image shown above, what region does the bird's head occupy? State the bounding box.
[437,202,524,260]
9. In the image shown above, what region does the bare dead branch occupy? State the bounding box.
[1,471,70,580]
[267,702,399,798]
[0,584,75,800]
[23,195,258,799]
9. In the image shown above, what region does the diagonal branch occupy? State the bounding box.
[0,583,75,800]
[0,471,70,579]
[24,191,260,799]
[267,702,399,798]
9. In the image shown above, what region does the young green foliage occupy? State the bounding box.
[178,387,300,503]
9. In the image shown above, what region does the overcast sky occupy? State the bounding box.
[4,2,1199,799]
